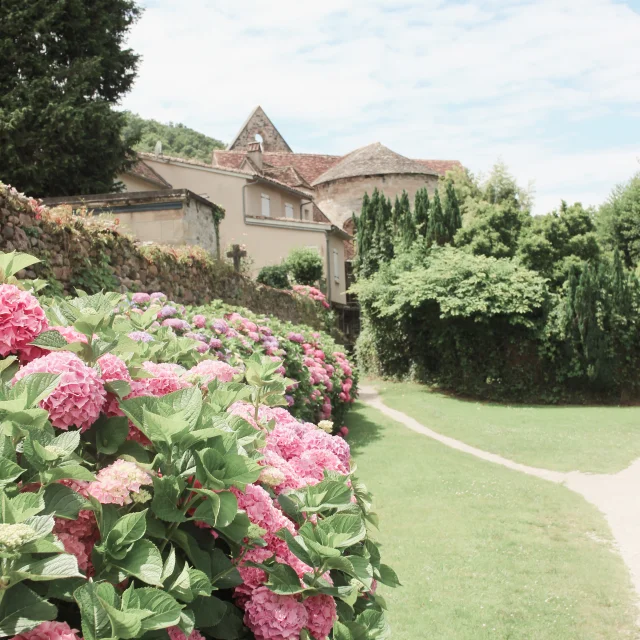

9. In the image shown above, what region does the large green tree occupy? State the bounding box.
[597,172,640,268]
[518,201,600,287]
[0,0,142,197]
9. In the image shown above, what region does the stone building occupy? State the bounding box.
[114,106,460,311]
[43,189,223,256]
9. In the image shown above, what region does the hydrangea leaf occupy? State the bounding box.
[110,539,163,586]
[0,583,57,636]
[151,476,186,523]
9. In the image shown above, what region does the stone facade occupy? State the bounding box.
[0,186,330,331]
[43,190,222,257]
[314,173,440,229]
[227,106,292,153]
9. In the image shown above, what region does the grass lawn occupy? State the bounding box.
[346,401,639,640]
[374,380,640,474]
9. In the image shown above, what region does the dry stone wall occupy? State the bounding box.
[0,184,327,330]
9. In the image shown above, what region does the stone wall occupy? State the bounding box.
[315,173,439,229]
[0,184,328,331]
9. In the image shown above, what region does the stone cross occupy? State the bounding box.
[226,244,247,272]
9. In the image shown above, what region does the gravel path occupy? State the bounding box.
[359,384,640,612]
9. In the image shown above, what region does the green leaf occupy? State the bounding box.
[0,251,41,280]
[136,588,183,630]
[188,569,213,597]
[201,601,246,640]
[376,563,401,588]
[14,373,61,407]
[221,454,262,489]
[0,456,25,486]
[215,510,252,544]
[7,492,44,523]
[151,476,186,523]
[12,552,82,581]
[209,548,242,589]
[98,596,153,639]
[317,514,366,549]
[353,609,390,639]
[276,528,314,567]
[142,408,190,444]
[74,582,113,640]
[333,620,355,640]
[0,583,57,636]
[94,415,129,455]
[111,539,163,586]
[105,510,147,553]
[190,595,226,628]
[42,464,95,484]
[29,330,69,350]
[194,448,225,490]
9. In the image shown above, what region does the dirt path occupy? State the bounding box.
[359,384,640,611]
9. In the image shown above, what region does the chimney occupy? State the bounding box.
[247,141,263,171]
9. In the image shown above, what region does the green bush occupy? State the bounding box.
[354,243,640,402]
[256,263,291,289]
[285,247,323,286]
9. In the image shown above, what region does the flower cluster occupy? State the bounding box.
[292,284,331,309]
[124,295,358,429]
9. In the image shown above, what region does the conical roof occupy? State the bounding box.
[311,142,438,186]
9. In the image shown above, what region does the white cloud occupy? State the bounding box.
[122,0,640,212]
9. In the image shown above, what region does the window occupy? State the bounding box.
[333,249,340,283]
[285,203,294,219]
[261,194,270,217]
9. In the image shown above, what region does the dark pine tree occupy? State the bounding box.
[427,188,446,246]
[0,0,142,197]
[414,187,430,239]
[444,179,462,242]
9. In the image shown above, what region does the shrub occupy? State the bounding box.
[256,264,291,290]
[354,243,640,402]
[0,251,396,640]
[286,248,323,286]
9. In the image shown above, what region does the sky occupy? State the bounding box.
[121,0,640,214]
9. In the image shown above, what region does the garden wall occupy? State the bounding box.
[0,184,327,330]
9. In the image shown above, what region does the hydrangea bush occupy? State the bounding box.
[122,295,356,432]
[0,251,396,640]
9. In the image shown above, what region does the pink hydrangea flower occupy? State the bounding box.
[303,595,337,640]
[54,506,99,574]
[192,314,206,328]
[131,292,151,304]
[188,359,238,385]
[0,284,48,357]
[129,361,191,397]
[13,351,106,430]
[166,627,205,640]
[14,621,82,640]
[97,353,131,383]
[244,586,308,640]
[86,459,151,505]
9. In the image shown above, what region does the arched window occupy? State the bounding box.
[254,133,264,144]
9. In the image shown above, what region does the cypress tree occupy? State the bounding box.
[414,188,430,239]
[427,188,446,246]
[445,179,462,242]
[392,195,402,235]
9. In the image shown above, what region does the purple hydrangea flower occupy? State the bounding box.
[185,331,208,343]
[162,318,190,332]
[150,292,167,301]
[158,305,178,319]
[287,332,304,344]
[128,331,154,343]
[211,319,229,335]
[209,338,223,349]
[285,395,294,407]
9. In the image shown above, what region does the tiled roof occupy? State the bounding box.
[414,159,463,176]
[312,143,439,186]
[127,159,173,188]
[214,150,341,185]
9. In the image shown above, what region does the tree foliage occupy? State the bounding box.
[285,247,324,286]
[596,172,640,268]
[0,0,142,197]
[122,113,225,164]
[353,161,640,402]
